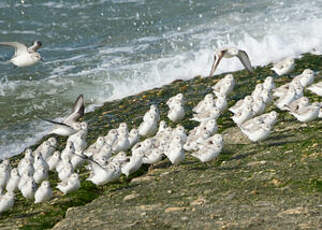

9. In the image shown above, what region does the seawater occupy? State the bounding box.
[0,0,321,159]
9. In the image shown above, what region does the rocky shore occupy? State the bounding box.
[0,53,321,230]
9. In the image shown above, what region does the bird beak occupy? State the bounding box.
[40,57,45,62]
[209,52,223,77]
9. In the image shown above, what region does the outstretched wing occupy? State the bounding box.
[209,50,226,77]
[64,94,85,125]
[38,116,73,129]
[237,50,253,73]
[0,42,28,57]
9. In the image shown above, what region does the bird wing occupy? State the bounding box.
[208,50,225,77]
[64,94,85,125]
[39,117,73,129]
[0,42,28,57]
[237,50,253,73]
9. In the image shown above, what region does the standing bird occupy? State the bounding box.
[271,57,295,76]
[0,41,42,67]
[209,47,253,77]
[34,181,53,203]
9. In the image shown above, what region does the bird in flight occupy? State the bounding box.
[0,40,43,67]
[209,47,253,77]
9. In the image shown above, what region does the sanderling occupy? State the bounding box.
[57,173,80,195]
[40,95,85,136]
[33,167,48,184]
[271,57,295,76]
[5,168,20,193]
[128,128,140,146]
[47,151,61,171]
[191,134,223,162]
[0,41,42,67]
[121,153,143,177]
[86,161,121,186]
[34,181,53,203]
[0,191,14,214]
[165,143,185,165]
[138,113,158,136]
[292,69,314,87]
[209,47,253,76]
[289,102,320,122]
[240,123,272,142]
[167,100,185,122]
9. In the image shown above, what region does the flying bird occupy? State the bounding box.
[209,47,253,77]
[40,95,85,136]
[0,41,43,67]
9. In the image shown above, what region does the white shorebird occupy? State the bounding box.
[0,41,42,67]
[84,136,105,157]
[213,78,235,97]
[167,100,185,122]
[251,84,264,99]
[58,162,74,183]
[128,128,140,146]
[231,105,253,126]
[47,151,61,171]
[67,122,88,154]
[0,191,14,214]
[191,106,221,123]
[209,47,253,76]
[138,113,158,136]
[166,93,184,107]
[0,162,10,190]
[33,167,48,184]
[307,81,322,96]
[104,129,118,146]
[275,86,296,110]
[240,123,272,142]
[292,69,314,87]
[289,102,320,122]
[34,181,53,203]
[263,76,275,92]
[18,148,34,170]
[18,158,34,178]
[164,143,185,165]
[86,161,121,186]
[214,96,228,112]
[271,57,295,76]
[112,131,130,153]
[193,93,214,114]
[229,96,253,114]
[142,148,163,164]
[6,168,20,193]
[33,152,49,171]
[251,97,266,116]
[285,97,310,113]
[94,144,112,161]
[191,134,223,163]
[241,111,278,130]
[57,173,80,195]
[143,105,160,123]
[40,95,85,136]
[20,177,37,199]
[33,137,57,160]
[121,154,143,177]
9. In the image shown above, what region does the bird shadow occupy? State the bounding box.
[229,150,257,161]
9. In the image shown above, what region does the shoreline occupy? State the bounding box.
[1,53,321,229]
